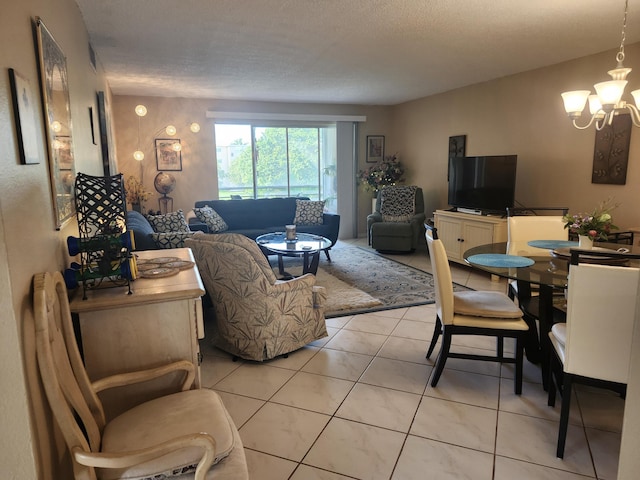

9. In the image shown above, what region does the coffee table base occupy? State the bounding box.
[277,250,321,277]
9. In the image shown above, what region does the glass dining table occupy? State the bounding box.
[463,240,639,388]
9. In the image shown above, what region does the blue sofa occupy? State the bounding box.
[126,210,158,251]
[125,210,207,251]
[191,197,340,257]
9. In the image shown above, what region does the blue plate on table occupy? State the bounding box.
[527,240,578,250]
[467,254,535,268]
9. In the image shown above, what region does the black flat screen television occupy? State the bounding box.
[448,155,517,213]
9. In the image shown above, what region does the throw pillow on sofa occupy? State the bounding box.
[293,200,325,226]
[146,209,190,233]
[194,206,228,233]
[151,231,203,249]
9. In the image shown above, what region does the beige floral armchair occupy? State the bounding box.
[185,233,327,361]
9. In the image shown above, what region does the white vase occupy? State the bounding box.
[578,235,593,250]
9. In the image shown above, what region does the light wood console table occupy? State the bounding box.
[70,248,205,419]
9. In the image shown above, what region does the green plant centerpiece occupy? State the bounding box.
[358,153,405,194]
[562,199,619,241]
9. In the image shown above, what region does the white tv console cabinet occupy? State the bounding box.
[433,209,508,264]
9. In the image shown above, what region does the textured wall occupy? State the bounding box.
[112,96,392,234]
[1,0,112,478]
[392,42,640,231]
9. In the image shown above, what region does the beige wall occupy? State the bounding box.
[114,45,640,237]
[1,0,113,478]
[392,43,640,230]
[112,95,392,230]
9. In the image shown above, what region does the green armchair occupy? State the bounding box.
[367,186,425,252]
[185,233,327,361]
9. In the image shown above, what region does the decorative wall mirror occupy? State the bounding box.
[36,17,76,229]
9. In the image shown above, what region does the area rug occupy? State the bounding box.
[270,244,470,318]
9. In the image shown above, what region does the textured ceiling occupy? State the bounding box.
[74,0,640,105]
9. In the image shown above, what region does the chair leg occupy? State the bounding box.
[547,371,557,407]
[430,329,452,387]
[514,335,524,395]
[547,348,558,407]
[557,374,573,458]
[426,316,442,359]
[324,250,331,261]
[497,337,504,359]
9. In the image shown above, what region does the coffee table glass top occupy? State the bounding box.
[256,232,332,254]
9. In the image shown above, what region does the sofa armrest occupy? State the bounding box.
[322,213,340,245]
[189,221,209,233]
[366,212,383,245]
[409,212,426,226]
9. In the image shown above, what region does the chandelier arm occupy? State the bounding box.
[625,104,640,127]
[571,115,600,130]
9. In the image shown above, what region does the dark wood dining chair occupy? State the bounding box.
[547,249,640,458]
[425,225,529,394]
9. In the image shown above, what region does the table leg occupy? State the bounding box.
[302,251,321,275]
[278,255,285,275]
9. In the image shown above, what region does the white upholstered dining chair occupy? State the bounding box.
[425,227,529,394]
[547,251,640,458]
[33,271,248,480]
[506,208,568,298]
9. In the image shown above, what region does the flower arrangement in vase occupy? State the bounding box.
[562,199,619,247]
[124,175,152,212]
[358,153,405,194]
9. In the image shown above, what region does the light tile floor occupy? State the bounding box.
[201,238,623,479]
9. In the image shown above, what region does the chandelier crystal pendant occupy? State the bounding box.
[561,0,640,130]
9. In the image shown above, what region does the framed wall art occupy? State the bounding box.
[97,91,118,176]
[592,114,631,185]
[8,68,40,165]
[56,136,73,170]
[366,135,384,163]
[448,134,466,180]
[448,134,466,159]
[155,138,182,171]
[35,17,76,229]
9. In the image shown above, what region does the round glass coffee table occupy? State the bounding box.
[256,232,332,276]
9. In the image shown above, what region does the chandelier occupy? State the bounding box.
[561,0,640,130]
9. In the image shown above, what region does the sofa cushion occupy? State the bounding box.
[194,206,228,233]
[151,231,203,249]
[293,200,325,226]
[145,210,190,233]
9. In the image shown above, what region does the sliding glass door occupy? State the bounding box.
[215,123,337,212]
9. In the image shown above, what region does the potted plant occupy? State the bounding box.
[358,153,405,195]
[562,199,619,249]
[124,176,152,212]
